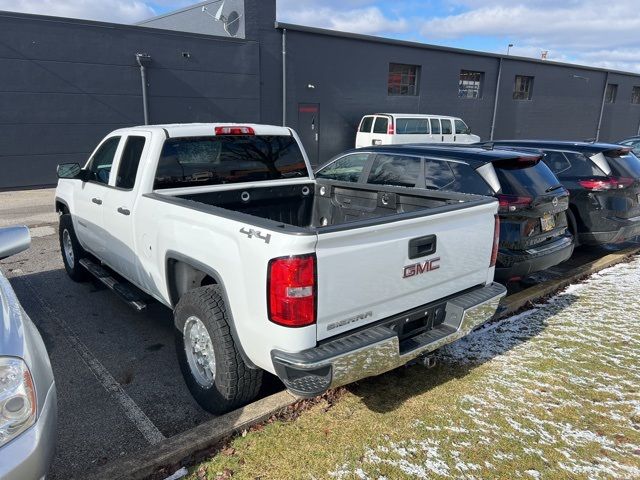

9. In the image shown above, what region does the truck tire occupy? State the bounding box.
[59,214,89,282]
[174,285,262,414]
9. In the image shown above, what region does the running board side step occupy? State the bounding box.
[79,258,147,311]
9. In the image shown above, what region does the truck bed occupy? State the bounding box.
[155,180,493,233]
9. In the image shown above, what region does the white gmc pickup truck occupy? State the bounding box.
[55,123,506,414]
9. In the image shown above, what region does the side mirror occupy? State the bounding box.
[0,226,31,260]
[57,163,91,181]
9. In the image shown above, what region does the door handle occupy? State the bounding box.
[409,234,437,259]
[454,136,457,142]
[441,136,444,142]
[117,207,131,216]
[92,198,102,205]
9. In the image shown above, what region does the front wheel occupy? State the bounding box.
[174,285,262,414]
[59,214,89,282]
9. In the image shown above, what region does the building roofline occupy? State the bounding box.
[135,0,218,25]
[275,21,640,79]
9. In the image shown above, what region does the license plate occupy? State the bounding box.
[541,214,556,232]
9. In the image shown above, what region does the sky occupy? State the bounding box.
[1,0,639,73]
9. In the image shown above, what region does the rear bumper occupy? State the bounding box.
[495,233,574,281]
[579,215,640,245]
[271,282,506,397]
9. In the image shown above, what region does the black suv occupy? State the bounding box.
[489,141,640,245]
[315,145,574,282]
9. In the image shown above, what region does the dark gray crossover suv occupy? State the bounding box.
[315,145,574,282]
[489,141,640,245]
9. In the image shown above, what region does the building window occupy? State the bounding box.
[605,84,618,103]
[513,75,534,100]
[388,63,419,96]
[631,86,640,105]
[458,70,483,98]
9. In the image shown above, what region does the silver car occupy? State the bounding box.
[0,226,57,480]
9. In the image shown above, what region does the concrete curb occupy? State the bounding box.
[88,246,640,480]
[88,390,297,480]
[497,245,640,319]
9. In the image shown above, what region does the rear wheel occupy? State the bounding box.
[174,285,262,414]
[59,214,89,282]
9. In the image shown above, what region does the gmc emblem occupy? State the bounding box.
[403,257,441,278]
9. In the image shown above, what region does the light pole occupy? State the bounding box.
[507,43,513,55]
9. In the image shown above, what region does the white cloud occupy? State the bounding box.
[419,0,640,72]
[0,0,156,23]
[277,1,408,36]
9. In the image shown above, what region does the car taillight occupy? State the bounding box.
[387,123,395,135]
[578,177,634,191]
[268,254,316,327]
[490,215,500,268]
[214,126,255,135]
[497,194,532,212]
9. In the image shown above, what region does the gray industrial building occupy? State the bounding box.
[1,0,640,189]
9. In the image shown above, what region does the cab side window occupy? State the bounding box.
[88,137,121,185]
[441,119,453,135]
[316,153,370,183]
[116,136,147,189]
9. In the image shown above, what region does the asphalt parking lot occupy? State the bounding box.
[0,190,281,479]
[1,189,638,479]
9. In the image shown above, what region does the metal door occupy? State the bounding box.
[298,103,320,166]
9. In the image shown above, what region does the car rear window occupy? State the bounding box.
[605,152,640,178]
[396,118,430,134]
[154,135,308,189]
[495,161,560,197]
[368,154,421,187]
[359,117,374,133]
[373,117,389,134]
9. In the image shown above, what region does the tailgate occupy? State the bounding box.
[315,201,498,340]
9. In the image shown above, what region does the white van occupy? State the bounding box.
[355,113,480,148]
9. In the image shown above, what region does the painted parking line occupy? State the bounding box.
[22,276,166,445]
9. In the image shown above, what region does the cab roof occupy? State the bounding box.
[340,144,542,169]
[113,123,293,138]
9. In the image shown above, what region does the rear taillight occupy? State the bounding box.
[387,123,395,135]
[490,215,500,268]
[497,194,533,213]
[214,126,256,136]
[578,177,634,191]
[268,254,316,327]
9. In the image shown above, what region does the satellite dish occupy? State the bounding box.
[201,1,243,38]
[224,10,241,37]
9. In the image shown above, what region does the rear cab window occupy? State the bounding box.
[368,154,421,187]
[154,135,308,189]
[396,118,430,135]
[316,153,370,182]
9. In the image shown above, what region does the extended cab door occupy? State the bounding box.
[101,133,151,282]
[73,135,123,257]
